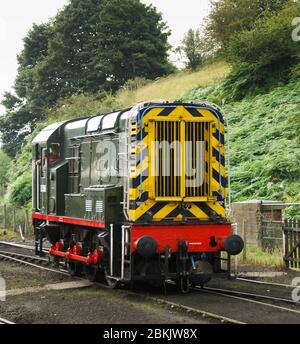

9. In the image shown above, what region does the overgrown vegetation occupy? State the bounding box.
[0,150,11,188]
[117,60,230,107]
[237,245,284,268]
[181,79,300,211]
[223,1,300,99]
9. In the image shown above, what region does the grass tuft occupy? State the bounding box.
[237,245,284,268]
[117,61,230,107]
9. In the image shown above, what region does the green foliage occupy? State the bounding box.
[0,0,173,157]
[181,79,300,210]
[0,92,22,110]
[95,0,173,91]
[122,77,150,92]
[237,244,284,268]
[205,0,289,50]
[7,172,32,207]
[47,92,121,123]
[223,2,300,99]
[0,150,11,186]
[3,123,47,207]
[14,0,172,106]
[29,0,105,107]
[0,93,42,157]
[15,23,53,101]
[180,29,203,71]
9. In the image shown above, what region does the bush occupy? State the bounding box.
[47,92,121,123]
[223,2,300,99]
[122,77,150,92]
[0,150,12,187]
[7,171,32,207]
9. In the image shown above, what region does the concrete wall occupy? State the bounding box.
[231,200,283,246]
[232,201,261,245]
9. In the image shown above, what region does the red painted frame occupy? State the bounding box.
[131,224,232,253]
[32,213,106,229]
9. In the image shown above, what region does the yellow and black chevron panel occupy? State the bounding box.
[128,103,227,223]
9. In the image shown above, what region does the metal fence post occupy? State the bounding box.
[232,222,238,276]
[24,209,29,236]
[3,205,7,229]
[13,207,16,232]
[242,219,247,261]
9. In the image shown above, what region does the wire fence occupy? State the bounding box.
[0,204,32,236]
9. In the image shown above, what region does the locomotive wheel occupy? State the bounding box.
[67,261,82,277]
[84,265,104,282]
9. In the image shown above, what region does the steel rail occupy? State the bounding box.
[195,286,300,315]
[236,277,297,289]
[201,286,299,305]
[0,240,49,253]
[0,250,49,263]
[0,317,15,324]
[0,252,69,276]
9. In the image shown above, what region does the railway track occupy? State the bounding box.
[236,276,297,289]
[0,241,49,253]
[0,241,242,324]
[0,317,15,324]
[0,241,37,251]
[0,240,299,323]
[195,286,300,316]
[0,251,69,276]
[201,285,300,305]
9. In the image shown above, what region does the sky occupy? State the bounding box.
[0,0,211,116]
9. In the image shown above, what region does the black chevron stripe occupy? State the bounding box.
[194,202,224,221]
[139,202,167,222]
[166,206,194,218]
[213,130,225,145]
[213,192,225,208]
[212,169,228,188]
[212,147,225,166]
[136,127,148,141]
[135,147,148,167]
[130,169,149,188]
[129,192,149,210]
[186,107,204,118]
[158,107,175,116]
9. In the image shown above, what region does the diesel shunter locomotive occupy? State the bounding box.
[32,101,243,291]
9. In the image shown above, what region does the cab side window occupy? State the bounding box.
[49,144,60,165]
[68,145,80,193]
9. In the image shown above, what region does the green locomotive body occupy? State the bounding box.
[32,101,243,290]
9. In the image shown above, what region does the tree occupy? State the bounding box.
[0,0,174,156]
[13,0,172,105]
[180,29,203,71]
[0,150,11,188]
[222,1,300,99]
[33,0,105,106]
[14,23,53,103]
[0,24,53,157]
[205,0,289,51]
[0,105,39,157]
[94,0,173,91]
